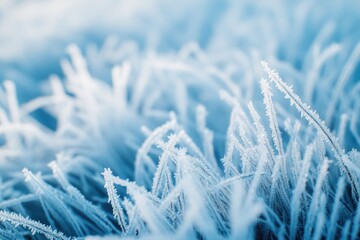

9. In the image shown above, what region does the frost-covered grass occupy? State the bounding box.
[0,0,360,239]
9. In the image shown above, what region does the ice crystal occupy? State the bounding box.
[0,0,359,239]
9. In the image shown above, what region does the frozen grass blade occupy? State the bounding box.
[103,169,127,233]
[328,177,346,240]
[290,144,313,240]
[0,211,68,240]
[262,61,360,200]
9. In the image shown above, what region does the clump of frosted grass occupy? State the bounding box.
[0,0,359,239]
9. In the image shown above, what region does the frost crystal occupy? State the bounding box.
[0,0,359,239]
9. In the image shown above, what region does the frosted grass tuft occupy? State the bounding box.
[0,0,359,239]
